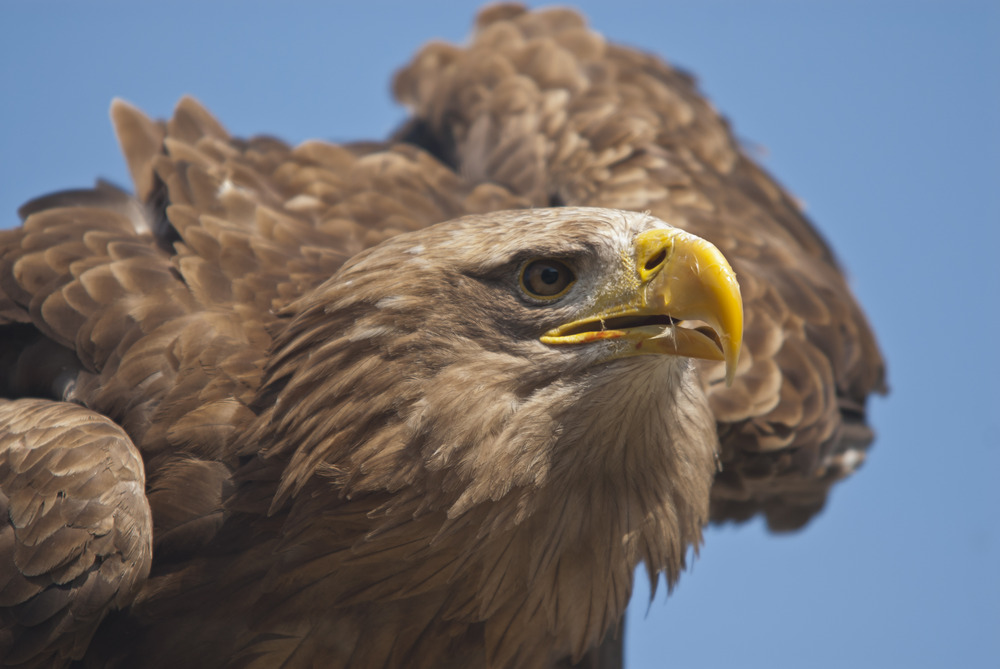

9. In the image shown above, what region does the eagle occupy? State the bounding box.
[0,5,885,668]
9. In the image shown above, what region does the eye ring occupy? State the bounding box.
[520,258,576,300]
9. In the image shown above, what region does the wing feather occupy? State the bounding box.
[0,399,152,667]
[0,5,884,667]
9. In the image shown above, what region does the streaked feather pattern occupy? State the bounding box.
[0,5,883,668]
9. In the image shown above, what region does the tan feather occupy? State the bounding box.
[0,5,883,668]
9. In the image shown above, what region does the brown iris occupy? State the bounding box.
[520,259,575,299]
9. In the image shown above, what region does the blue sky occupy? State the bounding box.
[2,1,998,667]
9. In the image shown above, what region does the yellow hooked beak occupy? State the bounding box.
[540,228,743,385]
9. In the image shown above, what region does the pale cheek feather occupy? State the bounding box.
[374,295,407,309]
[346,324,400,342]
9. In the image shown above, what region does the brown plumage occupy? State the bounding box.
[0,5,884,669]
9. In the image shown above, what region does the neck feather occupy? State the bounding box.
[246,295,718,666]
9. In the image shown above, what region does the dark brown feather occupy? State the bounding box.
[0,5,883,668]
[0,399,151,667]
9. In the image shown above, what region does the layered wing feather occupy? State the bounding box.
[1,91,532,669]
[0,4,884,667]
[0,399,151,667]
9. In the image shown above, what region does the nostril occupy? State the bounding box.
[645,248,667,272]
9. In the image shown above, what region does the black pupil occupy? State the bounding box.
[523,259,574,298]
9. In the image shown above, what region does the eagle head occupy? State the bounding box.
[249,206,742,665]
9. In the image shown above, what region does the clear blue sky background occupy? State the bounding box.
[2,2,998,667]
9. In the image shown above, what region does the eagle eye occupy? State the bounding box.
[520,259,575,299]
